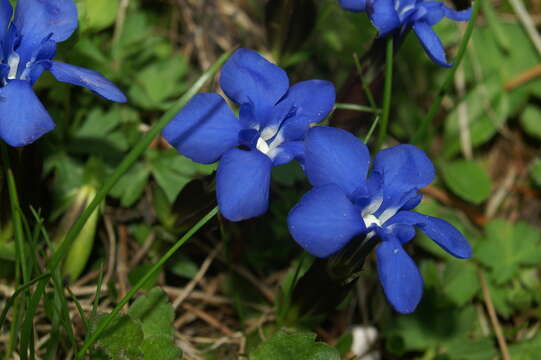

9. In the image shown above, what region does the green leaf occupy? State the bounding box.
[128,288,175,339]
[168,254,199,279]
[76,0,119,32]
[510,330,541,360]
[520,106,541,140]
[128,264,161,291]
[251,329,340,360]
[443,77,508,159]
[445,337,498,360]
[110,163,150,207]
[386,304,476,352]
[530,158,541,187]
[140,336,182,360]
[475,219,541,284]
[440,160,492,204]
[96,315,145,360]
[148,149,215,203]
[442,261,480,307]
[129,57,188,110]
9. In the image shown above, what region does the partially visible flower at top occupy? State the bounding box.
[163,48,335,222]
[338,0,471,66]
[0,0,127,147]
[287,126,471,313]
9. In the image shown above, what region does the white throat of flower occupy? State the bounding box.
[361,197,399,230]
[254,125,285,160]
[7,53,20,80]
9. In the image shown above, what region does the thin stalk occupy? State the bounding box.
[334,103,381,114]
[1,145,28,283]
[21,50,233,340]
[76,206,218,359]
[353,53,378,110]
[376,37,394,151]
[0,272,51,327]
[412,0,481,146]
[364,115,381,144]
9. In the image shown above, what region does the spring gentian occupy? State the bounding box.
[0,0,126,147]
[287,126,471,313]
[163,49,335,221]
[338,0,471,66]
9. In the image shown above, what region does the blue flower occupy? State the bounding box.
[287,126,471,313]
[0,0,126,147]
[338,0,471,66]
[163,49,335,222]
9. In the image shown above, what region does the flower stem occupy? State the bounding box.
[76,206,218,359]
[376,37,394,151]
[412,0,481,147]
[0,145,28,284]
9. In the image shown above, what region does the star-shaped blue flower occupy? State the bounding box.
[287,126,471,313]
[0,0,127,147]
[338,0,472,66]
[163,49,335,222]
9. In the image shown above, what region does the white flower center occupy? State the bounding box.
[360,196,399,229]
[254,127,285,160]
[7,53,20,80]
[363,214,381,228]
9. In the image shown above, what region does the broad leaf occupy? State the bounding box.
[440,160,492,204]
[475,220,541,284]
[251,329,340,360]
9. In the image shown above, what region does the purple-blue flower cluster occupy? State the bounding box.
[0,0,126,147]
[163,49,335,221]
[164,48,472,313]
[339,0,471,66]
[287,126,471,313]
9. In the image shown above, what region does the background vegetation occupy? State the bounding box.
[1,0,541,359]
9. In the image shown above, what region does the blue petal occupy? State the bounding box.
[414,2,446,25]
[25,39,56,83]
[376,232,423,314]
[0,0,13,38]
[418,2,471,24]
[373,144,435,211]
[304,126,370,197]
[0,80,55,146]
[287,80,335,124]
[386,211,472,259]
[288,184,364,258]
[270,141,304,166]
[14,0,78,44]
[368,0,401,36]
[262,80,336,142]
[163,93,242,164]
[220,49,289,125]
[339,0,366,12]
[48,61,127,102]
[216,148,272,221]
[413,21,450,67]
[445,6,471,22]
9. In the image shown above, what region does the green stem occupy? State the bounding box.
[76,206,218,359]
[1,145,28,284]
[334,103,381,114]
[412,0,481,146]
[353,53,378,110]
[364,115,381,144]
[0,272,51,328]
[376,37,394,151]
[19,50,233,352]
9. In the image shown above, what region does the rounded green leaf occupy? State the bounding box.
[520,106,541,140]
[441,160,492,204]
